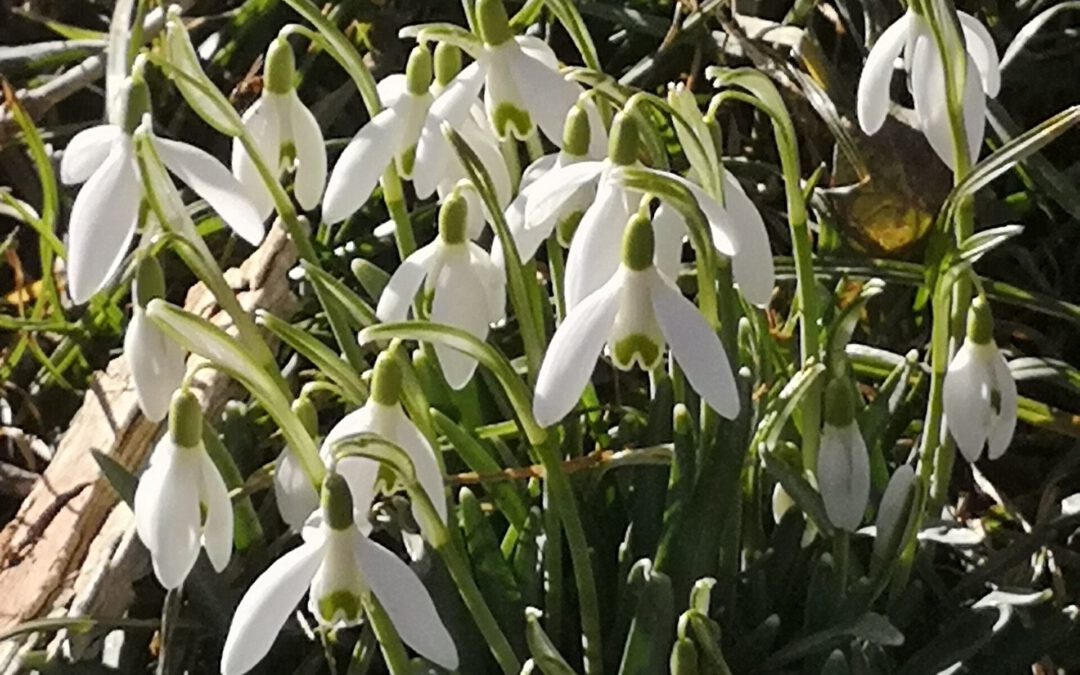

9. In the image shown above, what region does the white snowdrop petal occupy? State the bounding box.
[958,12,1001,97]
[354,535,459,670]
[468,243,507,324]
[61,125,121,185]
[413,63,486,198]
[817,423,871,532]
[508,46,581,146]
[220,541,323,675]
[273,448,319,532]
[721,172,775,307]
[857,13,913,135]
[521,153,559,188]
[67,138,139,305]
[460,116,513,209]
[652,204,684,281]
[323,105,407,224]
[910,35,986,169]
[231,97,278,222]
[376,73,408,108]
[134,440,202,589]
[873,464,915,561]
[987,351,1017,460]
[376,242,438,323]
[649,272,740,419]
[515,35,560,69]
[321,405,378,460]
[153,136,266,245]
[943,343,993,462]
[960,54,987,164]
[198,450,234,573]
[392,410,448,527]
[523,161,604,232]
[125,306,186,422]
[651,171,737,256]
[430,258,491,390]
[289,92,328,211]
[533,275,622,427]
[564,178,632,310]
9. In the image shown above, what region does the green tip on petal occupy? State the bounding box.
[823,377,856,428]
[562,105,591,157]
[967,296,994,345]
[406,45,434,96]
[134,256,165,308]
[292,396,318,436]
[438,190,469,245]
[621,212,655,271]
[476,0,513,46]
[317,590,362,624]
[168,389,203,448]
[673,403,692,434]
[321,471,355,530]
[370,351,404,406]
[434,43,462,87]
[608,112,640,166]
[123,78,152,135]
[264,38,296,95]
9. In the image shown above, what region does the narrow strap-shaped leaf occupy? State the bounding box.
[257,310,367,405]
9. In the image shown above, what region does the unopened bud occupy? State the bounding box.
[438,189,469,245]
[621,212,655,272]
[320,471,355,530]
[434,43,462,87]
[406,45,433,96]
[476,0,513,46]
[562,105,591,158]
[264,38,296,95]
[134,256,166,308]
[370,351,404,406]
[168,389,203,448]
[608,112,639,166]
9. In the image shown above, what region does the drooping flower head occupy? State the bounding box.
[943,296,1017,462]
[125,256,186,422]
[232,37,327,219]
[533,211,740,427]
[816,376,871,532]
[220,469,458,675]
[134,389,233,589]
[376,190,505,389]
[857,7,1000,169]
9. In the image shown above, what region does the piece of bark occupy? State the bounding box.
[0,224,298,672]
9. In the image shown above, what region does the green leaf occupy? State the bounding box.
[827,278,884,364]
[539,0,601,70]
[350,258,390,301]
[761,449,834,537]
[765,612,903,668]
[301,261,374,374]
[525,608,577,675]
[158,17,245,137]
[91,450,137,507]
[618,562,674,675]
[257,310,367,405]
[202,421,265,552]
[398,23,484,58]
[957,224,1024,264]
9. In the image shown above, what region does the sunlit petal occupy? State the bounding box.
[274,447,319,531]
[125,305,186,422]
[376,242,438,323]
[413,62,486,198]
[289,92,328,211]
[987,352,1017,460]
[523,161,604,232]
[857,12,913,135]
[198,450,234,572]
[564,177,632,310]
[721,172,774,307]
[61,125,121,185]
[231,97,278,221]
[323,105,407,224]
[508,43,581,146]
[391,409,448,527]
[958,12,1000,97]
[134,439,201,589]
[943,342,993,462]
[430,255,491,389]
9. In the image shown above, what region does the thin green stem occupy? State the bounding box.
[238,135,318,264]
[363,595,412,675]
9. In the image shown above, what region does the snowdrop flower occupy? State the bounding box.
[232,38,327,220]
[533,211,739,427]
[816,377,870,532]
[125,257,185,422]
[61,75,264,304]
[857,7,1000,169]
[134,390,232,589]
[220,471,458,675]
[376,191,505,389]
[323,46,437,224]
[943,296,1017,462]
[317,351,447,535]
[274,397,320,531]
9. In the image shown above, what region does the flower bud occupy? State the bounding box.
[608,112,640,167]
[370,351,404,406]
[966,296,993,345]
[476,0,513,46]
[872,465,915,564]
[122,77,153,136]
[292,395,318,436]
[406,45,434,96]
[621,212,655,272]
[434,43,462,87]
[437,188,469,245]
[561,104,591,158]
[321,471,355,531]
[264,38,296,95]
[168,389,203,448]
[134,256,166,308]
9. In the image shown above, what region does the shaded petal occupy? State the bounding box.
[461,114,512,208]
[321,404,381,528]
[133,439,201,589]
[67,138,139,305]
[649,271,740,419]
[274,447,319,531]
[943,342,993,462]
[910,37,985,169]
[521,153,559,188]
[857,12,913,135]
[391,409,448,527]
[722,172,774,307]
[231,97,278,221]
[533,273,622,427]
[220,541,323,675]
[987,351,1017,460]
[354,535,459,670]
[959,12,1000,96]
[508,45,581,146]
[430,255,491,389]
[153,136,266,245]
[413,62,485,198]
[125,305,185,422]
[289,92,328,211]
[652,203,685,281]
[375,242,438,323]
[649,170,737,256]
[198,450,234,572]
[873,464,915,561]
[817,423,871,532]
[61,125,121,185]
[323,105,406,224]
[523,161,604,232]
[469,243,507,324]
[564,177,631,310]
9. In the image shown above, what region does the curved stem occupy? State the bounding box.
[363,595,412,675]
